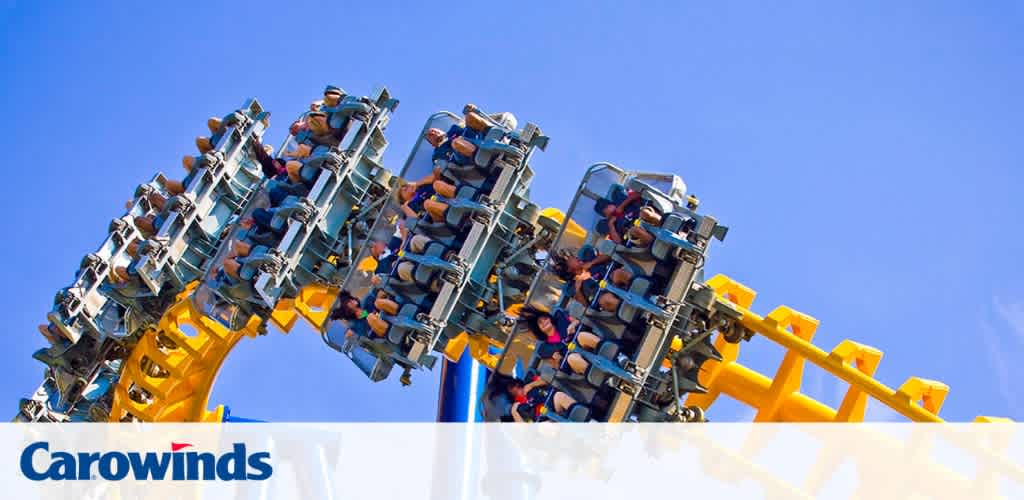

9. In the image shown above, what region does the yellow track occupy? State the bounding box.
[686,274,1008,422]
[110,283,338,422]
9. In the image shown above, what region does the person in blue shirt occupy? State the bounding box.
[547,247,633,312]
[370,235,403,276]
[195,135,214,154]
[229,215,279,248]
[465,106,517,132]
[330,290,392,339]
[397,181,438,217]
[394,168,460,223]
[322,85,345,108]
[133,213,164,238]
[366,222,448,287]
[593,184,663,246]
[450,106,521,169]
[426,127,477,167]
[252,136,291,180]
[426,119,507,194]
[519,306,582,345]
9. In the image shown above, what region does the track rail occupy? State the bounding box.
[686,274,1005,422]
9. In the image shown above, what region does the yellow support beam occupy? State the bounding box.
[753,306,820,422]
[110,282,341,422]
[293,283,339,330]
[829,340,882,422]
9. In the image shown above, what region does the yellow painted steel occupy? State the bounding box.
[110,282,339,422]
[687,274,1008,422]
[539,207,585,242]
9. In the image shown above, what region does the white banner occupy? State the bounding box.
[1,423,1021,499]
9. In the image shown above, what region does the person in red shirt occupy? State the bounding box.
[518,305,603,350]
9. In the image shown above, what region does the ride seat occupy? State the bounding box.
[573,345,633,388]
[471,126,521,162]
[580,316,626,341]
[383,303,429,345]
[625,178,676,215]
[649,213,693,261]
[324,96,373,127]
[612,276,654,324]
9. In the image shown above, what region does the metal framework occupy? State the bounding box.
[14,85,1013,428]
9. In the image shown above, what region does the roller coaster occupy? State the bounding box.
[14,85,1013,424]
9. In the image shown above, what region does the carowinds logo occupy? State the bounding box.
[20,441,273,481]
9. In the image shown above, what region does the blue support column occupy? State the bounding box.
[431,353,489,500]
[436,355,487,423]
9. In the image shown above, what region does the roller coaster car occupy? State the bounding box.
[253,88,397,309]
[324,106,546,383]
[23,87,410,418]
[605,200,727,418]
[484,164,732,422]
[45,100,269,354]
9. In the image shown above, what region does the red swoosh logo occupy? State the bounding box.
[171,442,193,452]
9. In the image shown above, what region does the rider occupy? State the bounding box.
[329,290,390,339]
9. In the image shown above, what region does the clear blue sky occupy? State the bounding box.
[2,2,1022,422]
